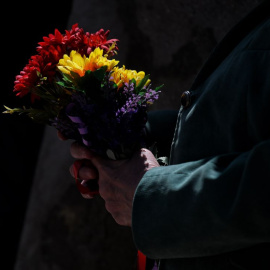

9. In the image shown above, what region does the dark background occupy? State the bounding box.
[1,1,263,270]
[0,1,73,269]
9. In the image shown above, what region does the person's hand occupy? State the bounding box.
[69,142,160,226]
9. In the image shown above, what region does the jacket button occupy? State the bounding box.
[180,91,192,108]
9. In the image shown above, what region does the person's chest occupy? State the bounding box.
[170,19,270,164]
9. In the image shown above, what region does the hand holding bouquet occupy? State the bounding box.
[4,25,162,267]
[3,23,162,160]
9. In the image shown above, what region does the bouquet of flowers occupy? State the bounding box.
[3,23,162,160]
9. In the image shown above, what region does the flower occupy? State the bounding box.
[13,23,118,103]
[110,65,151,89]
[3,24,162,160]
[57,48,119,77]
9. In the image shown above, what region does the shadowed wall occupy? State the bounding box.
[14,1,262,269]
[1,1,72,269]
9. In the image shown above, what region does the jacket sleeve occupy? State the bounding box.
[132,139,270,259]
[132,17,270,261]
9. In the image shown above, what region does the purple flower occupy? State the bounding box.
[50,78,161,159]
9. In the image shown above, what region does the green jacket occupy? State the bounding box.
[132,1,270,269]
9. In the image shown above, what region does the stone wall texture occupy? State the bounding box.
[14,1,262,270]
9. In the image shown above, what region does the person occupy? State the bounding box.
[61,1,270,269]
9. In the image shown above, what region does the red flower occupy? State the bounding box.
[13,54,56,102]
[87,29,119,55]
[13,23,119,103]
[14,67,39,101]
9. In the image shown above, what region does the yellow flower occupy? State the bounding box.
[57,47,119,77]
[110,65,151,89]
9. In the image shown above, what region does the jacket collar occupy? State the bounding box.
[190,0,270,91]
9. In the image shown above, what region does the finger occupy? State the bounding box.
[70,143,107,172]
[81,193,95,199]
[81,179,99,192]
[70,141,95,159]
[71,164,99,180]
[78,178,99,199]
[69,160,99,180]
[70,160,100,199]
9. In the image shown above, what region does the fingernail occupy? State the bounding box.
[81,180,88,187]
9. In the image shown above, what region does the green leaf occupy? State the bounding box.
[130,78,136,85]
[61,72,73,83]
[135,74,150,93]
[57,73,75,89]
[2,105,55,124]
[57,81,65,87]
[93,66,107,81]
[155,84,164,92]
[70,71,81,81]
[74,67,107,92]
